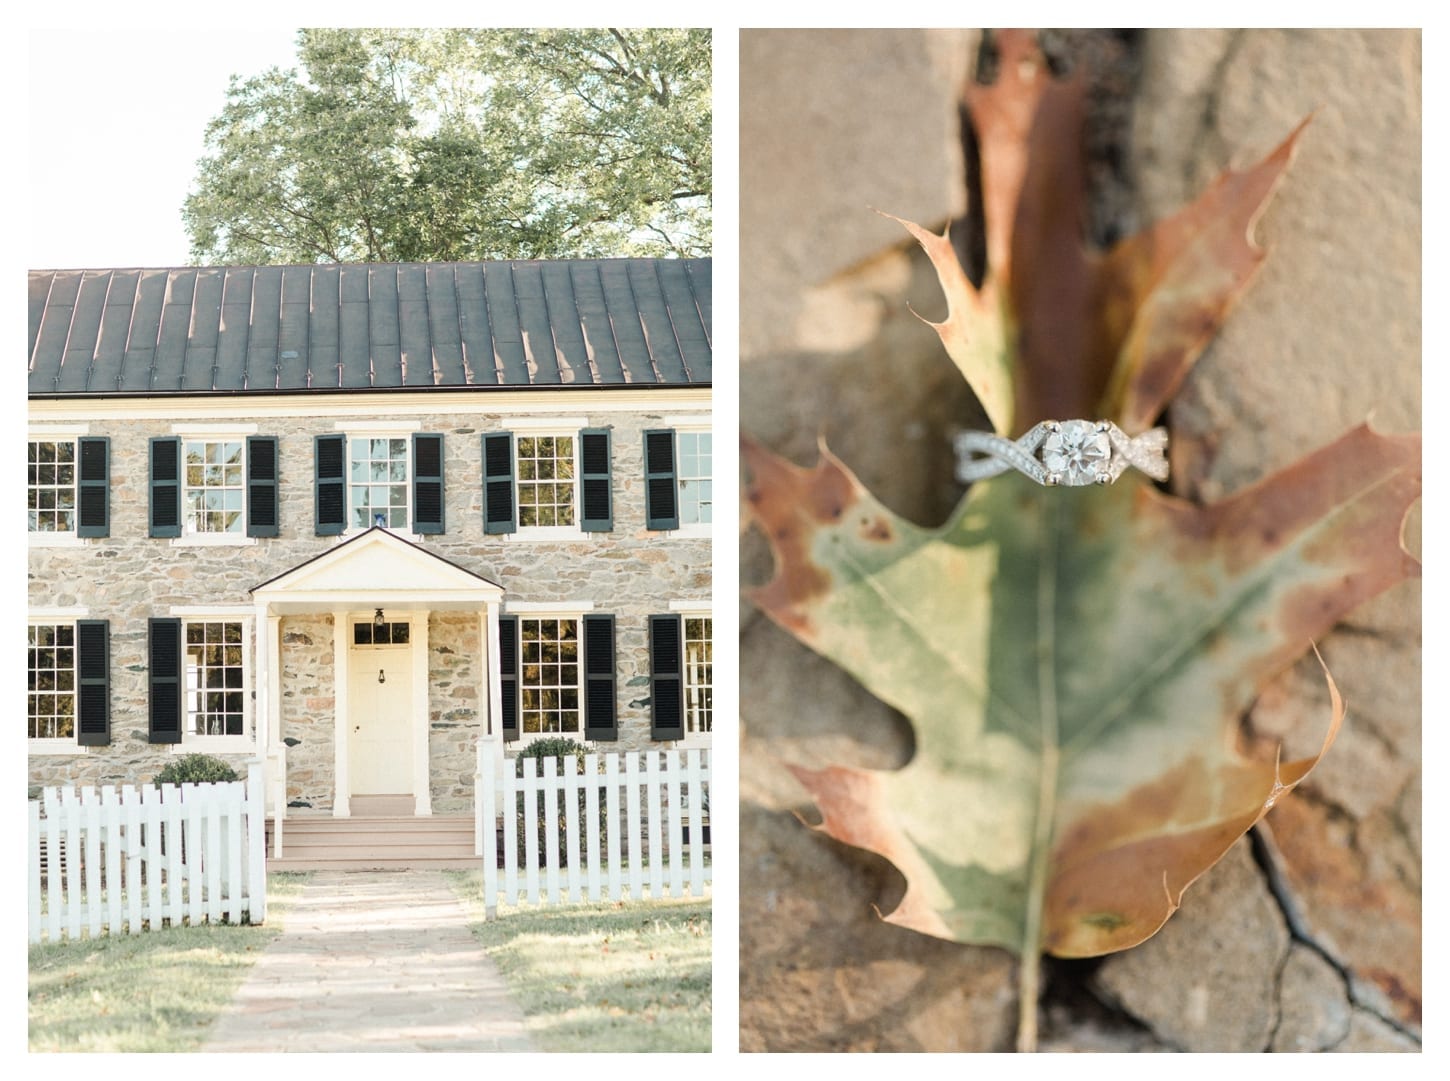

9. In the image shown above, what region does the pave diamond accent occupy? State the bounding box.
[954,420,1170,488]
[1042,420,1111,485]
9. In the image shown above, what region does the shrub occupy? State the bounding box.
[512,738,606,866]
[152,754,239,786]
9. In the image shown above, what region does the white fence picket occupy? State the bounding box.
[481,749,710,917]
[102,786,123,935]
[27,772,264,944]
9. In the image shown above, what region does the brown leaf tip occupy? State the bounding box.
[741,436,865,635]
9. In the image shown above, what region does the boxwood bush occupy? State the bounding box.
[152,754,240,786]
[512,738,608,867]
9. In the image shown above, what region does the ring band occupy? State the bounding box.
[954,420,1169,487]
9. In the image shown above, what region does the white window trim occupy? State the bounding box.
[339,430,421,539]
[173,431,253,544]
[512,430,585,539]
[512,607,591,746]
[669,606,713,748]
[171,613,256,753]
[668,425,713,539]
[28,431,84,544]
[27,616,87,755]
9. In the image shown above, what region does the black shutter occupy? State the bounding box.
[148,618,183,744]
[650,614,684,740]
[644,430,679,530]
[483,432,516,534]
[76,620,110,746]
[412,433,445,534]
[583,614,617,741]
[499,616,519,740]
[579,429,613,532]
[149,437,181,538]
[247,436,280,538]
[76,437,109,538]
[314,434,347,535]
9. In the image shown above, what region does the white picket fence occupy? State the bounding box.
[478,749,711,916]
[28,761,267,944]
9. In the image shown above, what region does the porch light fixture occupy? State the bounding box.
[374,608,385,629]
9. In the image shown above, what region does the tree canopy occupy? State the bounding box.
[183,28,711,264]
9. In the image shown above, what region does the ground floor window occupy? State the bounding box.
[520,617,580,735]
[684,616,712,736]
[185,621,246,736]
[28,623,75,739]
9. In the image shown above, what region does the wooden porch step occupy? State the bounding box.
[266,814,478,871]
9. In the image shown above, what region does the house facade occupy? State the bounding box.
[27,259,712,821]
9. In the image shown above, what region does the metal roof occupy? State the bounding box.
[28,258,711,397]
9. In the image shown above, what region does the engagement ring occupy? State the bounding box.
[954,420,1169,487]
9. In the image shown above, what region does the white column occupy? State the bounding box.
[413,610,432,816]
[332,609,350,817]
[266,614,282,817]
[485,598,506,782]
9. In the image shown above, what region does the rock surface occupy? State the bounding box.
[738,28,1420,1052]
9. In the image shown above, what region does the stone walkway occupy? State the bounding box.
[202,870,535,1052]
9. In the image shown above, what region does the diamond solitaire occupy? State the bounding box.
[954,420,1169,488]
[1042,420,1112,486]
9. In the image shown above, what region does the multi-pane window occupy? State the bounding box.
[349,437,409,529]
[353,621,411,645]
[185,622,246,736]
[677,432,712,525]
[28,624,76,739]
[520,618,580,734]
[518,436,575,527]
[684,617,712,736]
[183,440,245,534]
[28,440,76,532]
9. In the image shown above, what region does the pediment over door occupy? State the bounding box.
[252,527,503,614]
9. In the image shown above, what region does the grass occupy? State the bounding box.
[448,871,711,1052]
[27,873,310,1053]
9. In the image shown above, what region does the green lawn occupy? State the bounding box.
[28,873,309,1053]
[448,871,711,1052]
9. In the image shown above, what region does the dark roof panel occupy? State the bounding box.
[30,258,710,397]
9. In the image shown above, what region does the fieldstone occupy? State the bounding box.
[1272,945,1351,1051]
[1094,840,1288,1051]
[1336,1010,1420,1052]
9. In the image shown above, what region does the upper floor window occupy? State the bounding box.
[184,440,245,534]
[350,437,410,530]
[484,427,612,536]
[28,441,76,533]
[676,432,713,526]
[517,435,576,528]
[315,430,442,536]
[29,434,109,540]
[645,427,711,533]
[153,434,274,541]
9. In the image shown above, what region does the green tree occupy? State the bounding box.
[183,28,711,263]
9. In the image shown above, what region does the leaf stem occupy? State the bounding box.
[1018,496,1062,1052]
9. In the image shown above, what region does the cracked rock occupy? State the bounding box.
[1272,945,1351,1051]
[1093,840,1288,1051]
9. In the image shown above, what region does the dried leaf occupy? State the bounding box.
[745,424,1416,959]
[745,31,1422,1050]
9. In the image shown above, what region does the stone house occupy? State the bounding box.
[27,258,712,828]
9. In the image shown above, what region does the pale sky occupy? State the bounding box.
[28,28,304,269]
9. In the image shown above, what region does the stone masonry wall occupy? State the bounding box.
[28,399,712,803]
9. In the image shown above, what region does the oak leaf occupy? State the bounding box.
[742,30,1421,1050]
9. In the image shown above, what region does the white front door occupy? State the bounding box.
[348,641,413,794]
